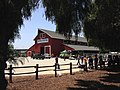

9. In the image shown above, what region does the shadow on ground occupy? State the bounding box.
[100,66,120,83]
[67,80,120,90]
[67,66,120,90]
[100,72,120,83]
[67,79,120,90]
[106,65,120,72]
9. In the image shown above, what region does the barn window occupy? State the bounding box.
[39,33,46,38]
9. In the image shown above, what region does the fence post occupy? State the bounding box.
[84,62,88,72]
[9,65,13,83]
[70,63,72,75]
[35,64,39,80]
[55,63,57,77]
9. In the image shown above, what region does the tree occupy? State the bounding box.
[84,0,120,51]
[0,0,39,89]
[42,0,91,41]
[7,43,26,66]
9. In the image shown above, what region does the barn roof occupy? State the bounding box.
[65,44,99,51]
[39,28,87,43]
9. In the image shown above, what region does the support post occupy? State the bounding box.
[35,64,39,80]
[9,65,13,83]
[70,63,72,75]
[84,62,88,72]
[55,63,57,77]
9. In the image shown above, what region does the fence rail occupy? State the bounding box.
[12,66,35,69]
[59,63,70,66]
[5,62,85,83]
[13,72,35,75]
[56,68,70,71]
[38,69,54,72]
[38,65,54,68]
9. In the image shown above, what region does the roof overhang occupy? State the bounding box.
[65,44,99,51]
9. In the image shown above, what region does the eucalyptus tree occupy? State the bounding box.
[0,0,39,89]
[84,0,120,51]
[42,0,91,42]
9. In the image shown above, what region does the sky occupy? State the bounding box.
[13,7,56,49]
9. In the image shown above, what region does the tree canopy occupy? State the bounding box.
[42,0,120,51]
[84,0,120,51]
[0,0,40,89]
[42,0,91,40]
[0,0,39,42]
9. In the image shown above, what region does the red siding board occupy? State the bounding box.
[27,30,65,57]
[50,38,64,56]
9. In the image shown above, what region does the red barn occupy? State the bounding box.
[27,29,99,57]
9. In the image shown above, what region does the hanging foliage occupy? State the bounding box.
[84,0,120,51]
[42,0,91,40]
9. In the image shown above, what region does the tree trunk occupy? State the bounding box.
[0,31,8,90]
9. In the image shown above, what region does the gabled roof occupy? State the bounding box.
[39,28,65,40]
[38,28,87,42]
[65,44,99,51]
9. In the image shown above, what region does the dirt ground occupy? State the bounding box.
[6,66,120,90]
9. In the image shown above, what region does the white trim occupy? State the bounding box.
[44,45,51,55]
[37,38,49,44]
[39,29,53,38]
[44,46,46,55]
[50,45,51,56]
